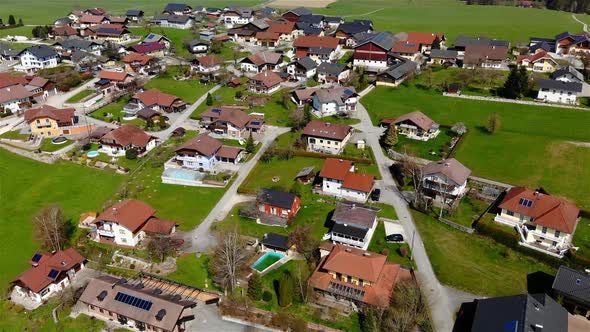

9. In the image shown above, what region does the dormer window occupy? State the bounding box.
[518,198,533,207]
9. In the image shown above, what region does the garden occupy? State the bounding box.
[143,65,215,103]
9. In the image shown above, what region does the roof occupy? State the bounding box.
[342,172,374,193]
[293,36,339,49]
[303,121,352,140]
[406,31,444,45]
[53,39,97,50]
[284,7,312,17]
[51,26,78,37]
[267,22,296,34]
[469,293,567,332]
[100,124,155,149]
[28,76,49,88]
[133,89,183,108]
[309,46,333,55]
[89,126,113,139]
[422,158,471,186]
[175,133,222,157]
[244,51,282,66]
[551,66,584,82]
[295,56,318,70]
[126,9,144,16]
[255,31,280,41]
[516,51,556,65]
[454,35,510,48]
[200,106,251,128]
[379,61,418,80]
[143,33,170,44]
[430,49,458,59]
[123,52,154,65]
[498,187,580,233]
[323,245,386,282]
[188,39,209,48]
[317,62,347,76]
[336,22,372,35]
[0,72,28,89]
[249,70,282,88]
[261,233,290,251]
[332,202,378,229]
[164,3,191,12]
[98,70,129,82]
[142,218,176,235]
[300,14,324,24]
[96,199,156,233]
[332,222,369,239]
[538,78,583,93]
[131,42,166,54]
[217,145,243,159]
[293,87,320,102]
[392,41,420,54]
[137,107,160,119]
[393,111,437,131]
[18,45,57,58]
[13,248,86,293]
[464,45,508,64]
[319,158,354,181]
[0,85,33,104]
[80,14,106,24]
[356,31,396,51]
[153,13,192,24]
[25,105,74,123]
[258,188,298,209]
[552,265,590,307]
[79,276,196,332]
[313,87,356,106]
[295,166,315,178]
[194,54,222,67]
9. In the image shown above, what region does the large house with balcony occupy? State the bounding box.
[199,106,264,139]
[303,121,352,155]
[421,158,471,202]
[320,158,375,202]
[516,51,559,73]
[312,87,357,118]
[247,70,282,94]
[25,105,94,137]
[86,199,176,247]
[392,111,440,141]
[16,45,59,72]
[11,249,86,307]
[328,202,378,250]
[494,187,580,256]
[172,133,245,171]
[240,51,283,73]
[537,79,582,104]
[128,89,187,114]
[99,124,157,157]
[309,244,413,308]
[0,84,34,113]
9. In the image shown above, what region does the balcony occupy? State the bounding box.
[97,228,115,237]
[330,234,367,249]
[123,102,141,114]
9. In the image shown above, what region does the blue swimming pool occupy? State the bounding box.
[87,150,99,158]
[252,252,284,272]
[162,168,206,182]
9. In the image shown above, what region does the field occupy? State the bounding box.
[40,138,75,152]
[392,128,457,161]
[270,0,337,8]
[164,254,215,290]
[0,26,34,38]
[65,89,94,103]
[362,85,590,209]
[144,66,215,103]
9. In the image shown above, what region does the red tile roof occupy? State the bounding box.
[194,54,223,67]
[267,21,296,34]
[406,31,444,46]
[80,14,106,24]
[516,51,556,64]
[98,70,129,82]
[96,199,156,233]
[319,158,354,181]
[13,249,86,293]
[393,111,436,131]
[200,106,251,128]
[0,73,28,89]
[498,187,580,233]
[255,31,280,41]
[122,52,154,65]
[302,121,352,140]
[392,41,420,54]
[131,42,166,54]
[293,36,339,49]
[51,25,77,37]
[142,218,176,235]
[175,133,222,157]
[217,145,244,159]
[250,70,282,88]
[24,105,75,124]
[0,85,33,104]
[100,124,155,149]
[342,172,374,193]
[133,88,183,108]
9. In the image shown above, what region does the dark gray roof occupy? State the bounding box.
[189,39,209,47]
[258,188,297,209]
[380,61,418,80]
[53,39,98,50]
[309,47,333,55]
[164,3,191,12]
[469,293,567,332]
[303,26,323,36]
[332,222,368,239]
[552,265,590,307]
[324,16,343,23]
[295,166,315,178]
[300,15,324,24]
[538,78,583,92]
[0,42,16,56]
[551,66,584,82]
[336,22,372,35]
[54,17,72,25]
[18,45,57,58]
[261,233,289,251]
[153,14,191,24]
[318,62,346,75]
[356,32,395,51]
[126,10,144,16]
[295,57,318,70]
[454,35,510,48]
[143,33,170,44]
[331,202,378,229]
[352,19,373,26]
[138,107,160,119]
[430,49,458,59]
[286,7,312,16]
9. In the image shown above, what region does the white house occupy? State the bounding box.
[12,249,86,307]
[16,45,59,72]
[317,62,350,84]
[248,70,282,95]
[311,87,357,118]
[303,121,352,155]
[172,133,244,171]
[551,66,584,83]
[494,187,580,256]
[320,158,374,202]
[392,111,440,141]
[0,85,33,113]
[191,54,223,73]
[220,8,253,28]
[152,14,193,29]
[286,57,317,81]
[537,79,582,105]
[421,158,471,202]
[99,124,157,157]
[328,202,378,250]
[87,199,176,247]
[188,39,209,55]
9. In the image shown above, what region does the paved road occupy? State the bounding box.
[572,14,588,32]
[185,126,290,252]
[354,101,475,332]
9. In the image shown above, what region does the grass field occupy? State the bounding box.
[412,210,555,296]
[165,254,215,290]
[0,26,34,38]
[144,66,214,103]
[65,89,94,103]
[362,85,590,209]
[392,128,457,161]
[40,138,75,152]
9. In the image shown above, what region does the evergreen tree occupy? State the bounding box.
[247,273,263,301]
[18,18,23,26]
[501,65,520,99]
[278,271,294,307]
[487,113,500,134]
[431,36,441,50]
[383,124,398,147]
[206,93,213,106]
[303,103,312,125]
[245,132,255,153]
[518,65,530,97]
[8,15,16,26]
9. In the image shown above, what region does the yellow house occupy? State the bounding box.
[517,51,558,73]
[25,105,93,137]
[303,121,352,155]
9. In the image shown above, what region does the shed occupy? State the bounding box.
[295,166,315,184]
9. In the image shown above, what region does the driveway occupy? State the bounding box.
[187,302,266,332]
[45,78,99,108]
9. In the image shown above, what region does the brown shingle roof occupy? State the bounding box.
[200,106,251,128]
[25,105,75,124]
[133,88,183,108]
[98,70,129,82]
[405,31,444,46]
[249,70,282,88]
[28,76,49,88]
[342,172,374,193]
[302,121,352,140]
[194,54,223,67]
[80,14,105,24]
[498,187,580,233]
[267,21,296,34]
[293,36,339,49]
[319,158,354,181]
[96,199,156,233]
[255,31,280,41]
[0,84,33,104]
[422,158,471,186]
[142,218,176,235]
[100,124,155,148]
[247,51,282,66]
[392,41,420,54]
[175,133,222,157]
[217,145,244,159]
[464,45,508,64]
[332,203,377,228]
[0,73,28,89]
[123,52,154,65]
[393,111,436,131]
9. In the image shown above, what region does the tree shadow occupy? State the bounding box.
[474,126,490,134]
[323,209,335,229]
[527,271,555,295]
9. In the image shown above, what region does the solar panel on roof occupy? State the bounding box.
[250,121,260,125]
[31,253,42,263]
[47,269,59,279]
[114,292,153,311]
[212,108,221,113]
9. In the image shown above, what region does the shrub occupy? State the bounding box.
[129,263,136,270]
[398,246,409,258]
[262,290,273,302]
[278,271,294,307]
[125,148,138,160]
[380,248,390,256]
[82,143,92,150]
[235,90,243,99]
[247,273,263,301]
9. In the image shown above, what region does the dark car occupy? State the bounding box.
[371,188,381,201]
[386,234,404,242]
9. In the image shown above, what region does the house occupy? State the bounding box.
[25,105,93,137]
[335,23,373,46]
[248,70,282,94]
[494,187,580,256]
[173,133,245,169]
[24,76,57,98]
[125,10,144,22]
[317,62,350,84]
[403,31,445,54]
[552,265,590,317]
[98,70,131,85]
[129,89,187,113]
[291,87,320,107]
[52,39,102,58]
[295,166,315,184]
[299,14,325,28]
[453,35,510,57]
[71,51,108,72]
[78,276,197,332]
[324,16,344,29]
[99,124,158,157]
[53,17,73,27]
[551,66,584,83]
[107,16,129,25]
[152,14,193,29]
[463,45,508,69]
[303,121,352,154]
[353,32,396,71]
[282,7,312,22]
[227,19,269,43]
[516,51,558,72]
[255,6,276,18]
[137,108,162,124]
[16,45,59,72]
[84,7,107,16]
[122,52,161,75]
[328,202,378,250]
[309,244,413,307]
[319,158,374,201]
[293,36,339,60]
[130,42,167,57]
[429,49,458,66]
[89,199,175,246]
[163,3,192,15]
[11,249,86,306]
[375,60,418,87]
[255,31,280,48]
[143,33,172,49]
[286,56,318,80]
[82,24,130,43]
[260,233,294,255]
[188,39,209,55]
[555,31,590,55]
[267,21,297,42]
[240,51,283,73]
[191,54,223,73]
[49,25,78,39]
[529,37,555,53]
[0,85,34,113]
[392,111,439,141]
[200,106,263,138]
[392,41,421,61]
[312,87,358,118]
[300,25,324,37]
[257,188,301,219]
[458,294,567,332]
[421,158,471,202]
[308,46,337,63]
[537,79,582,104]
[78,15,109,29]
[221,8,253,28]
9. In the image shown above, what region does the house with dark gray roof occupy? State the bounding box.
[317,62,350,84]
[257,188,301,220]
[300,15,325,28]
[537,78,583,104]
[16,45,59,72]
[429,49,458,65]
[52,39,103,58]
[287,56,318,80]
[353,32,397,70]
[312,86,358,117]
[552,66,584,83]
[260,233,292,253]
[329,202,378,250]
[163,3,192,15]
[552,265,590,316]
[125,10,144,22]
[188,39,209,54]
[376,60,417,86]
[152,14,193,29]
[335,23,373,46]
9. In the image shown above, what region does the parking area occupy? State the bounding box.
[383,220,406,242]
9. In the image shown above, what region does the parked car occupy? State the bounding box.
[371,188,381,201]
[386,234,404,242]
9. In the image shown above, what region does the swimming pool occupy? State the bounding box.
[87,150,99,158]
[162,168,205,181]
[252,252,284,272]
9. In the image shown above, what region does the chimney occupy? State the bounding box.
[363,252,371,256]
[534,190,539,196]
[345,248,351,252]
[112,207,118,214]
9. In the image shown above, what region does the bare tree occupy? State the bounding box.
[398,152,427,209]
[288,225,319,262]
[383,281,430,332]
[294,262,310,303]
[210,226,249,293]
[146,236,177,262]
[32,204,67,252]
[451,122,467,136]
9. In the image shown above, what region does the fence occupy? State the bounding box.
[438,217,474,234]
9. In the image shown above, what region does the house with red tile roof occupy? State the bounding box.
[494,187,580,257]
[319,158,375,202]
[99,124,158,157]
[239,51,283,73]
[88,199,176,247]
[248,70,282,94]
[309,244,413,307]
[172,133,245,171]
[516,51,559,73]
[25,105,93,137]
[78,14,109,29]
[200,106,263,139]
[392,41,421,61]
[267,21,297,41]
[254,31,280,48]
[122,52,161,75]
[404,31,445,54]
[191,54,223,73]
[130,42,167,57]
[293,36,340,60]
[303,121,352,154]
[130,88,186,113]
[12,249,86,307]
[393,111,440,141]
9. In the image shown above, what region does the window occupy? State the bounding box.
[121,238,127,243]
[542,227,547,234]
[119,229,125,235]
[506,210,514,216]
[555,231,560,238]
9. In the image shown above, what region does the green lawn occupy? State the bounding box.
[65,89,94,103]
[89,95,144,127]
[241,156,326,193]
[367,221,413,267]
[144,66,214,103]
[0,129,29,140]
[362,85,590,209]
[165,254,215,290]
[412,210,555,296]
[391,128,457,161]
[444,196,490,228]
[0,26,34,38]
[40,138,75,152]
[215,42,249,61]
[573,217,590,260]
